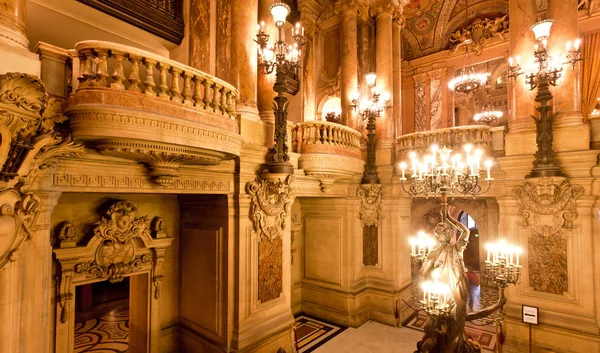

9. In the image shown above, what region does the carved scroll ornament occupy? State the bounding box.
[0,73,84,271]
[246,174,295,241]
[514,178,583,237]
[357,184,384,227]
[449,15,509,55]
[53,201,172,323]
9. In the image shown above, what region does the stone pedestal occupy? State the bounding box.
[340,7,358,128]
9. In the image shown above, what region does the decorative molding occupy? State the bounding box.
[53,200,173,321]
[76,0,184,43]
[449,15,508,55]
[247,174,295,241]
[317,66,341,96]
[51,173,230,192]
[357,184,384,227]
[514,178,583,295]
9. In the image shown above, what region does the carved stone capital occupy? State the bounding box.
[357,184,384,227]
[370,0,401,18]
[449,15,509,55]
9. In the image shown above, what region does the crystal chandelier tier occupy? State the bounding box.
[474,102,503,124]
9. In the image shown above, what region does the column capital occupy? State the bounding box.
[298,0,320,35]
[371,0,401,18]
[337,0,360,15]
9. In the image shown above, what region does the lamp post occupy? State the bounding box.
[507,19,582,178]
[256,2,305,174]
[351,73,390,184]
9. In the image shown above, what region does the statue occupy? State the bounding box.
[415,197,506,353]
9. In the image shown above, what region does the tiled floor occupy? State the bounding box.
[74,310,129,352]
[313,321,423,353]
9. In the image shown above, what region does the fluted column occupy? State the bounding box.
[231,0,259,118]
[374,3,395,141]
[340,5,359,128]
[257,0,277,123]
[392,17,404,137]
[505,0,537,156]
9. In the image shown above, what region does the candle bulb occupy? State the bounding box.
[400,162,407,180]
[534,44,538,52]
[509,57,513,66]
[566,41,572,52]
[485,160,493,180]
[302,27,305,36]
[574,38,581,50]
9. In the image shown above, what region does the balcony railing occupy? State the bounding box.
[396,125,506,157]
[292,121,364,192]
[72,40,238,123]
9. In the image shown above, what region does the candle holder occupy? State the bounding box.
[484,240,522,289]
[409,231,436,265]
[420,274,452,317]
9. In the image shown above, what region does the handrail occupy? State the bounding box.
[397,125,501,154]
[292,121,362,156]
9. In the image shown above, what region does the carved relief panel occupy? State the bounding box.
[514,178,583,295]
[247,174,295,303]
[52,200,173,352]
[413,74,428,132]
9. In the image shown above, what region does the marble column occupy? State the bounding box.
[189,0,211,72]
[256,0,277,123]
[340,6,359,128]
[548,0,580,115]
[374,5,395,141]
[0,0,40,75]
[392,17,403,138]
[231,0,259,118]
[504,0,537,156]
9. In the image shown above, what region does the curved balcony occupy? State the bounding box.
[292,121,365,192]
[396,125,506,157]
[66,40,243,185]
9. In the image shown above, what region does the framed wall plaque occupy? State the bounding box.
[522,305,539,325]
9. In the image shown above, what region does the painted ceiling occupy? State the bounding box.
[402,0,509,60]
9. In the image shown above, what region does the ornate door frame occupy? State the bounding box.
[53,200,172,353]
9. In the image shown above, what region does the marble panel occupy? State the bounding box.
[362,225,378,266]
[259,237,283,303]
[189,0,211,72]
[216,0,232,82]
[528,233,568,295]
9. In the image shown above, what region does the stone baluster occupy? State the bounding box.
[111,50,126,90]
[203,80,213,108]
[143,58,157,96]
[170,68,183,103]
[221,88,228,115]
[213,84,222,113]
[128,55,142,92]
[193,76,204,108]
[182,72,194,106]
[79,49,96,87]
[95,49,109,87]
[226,92,235,118]
[157,63,170,99]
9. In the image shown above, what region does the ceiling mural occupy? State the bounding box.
[402,0,509,60]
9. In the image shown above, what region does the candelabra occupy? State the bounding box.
[256,1,305,174]
[506,18,583,178]
[351,73,390,184]
[409,231,436,264]
[484,239,522,289]
[401,144,510,353]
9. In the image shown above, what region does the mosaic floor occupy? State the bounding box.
[74,310,129,352]
[293,316,345,352]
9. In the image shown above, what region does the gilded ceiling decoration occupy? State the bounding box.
[402,0,509,60]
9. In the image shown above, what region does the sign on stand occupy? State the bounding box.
[522,305,539,353]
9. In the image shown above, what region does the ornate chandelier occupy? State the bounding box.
[473,102,503,124]
[448,0,489,95]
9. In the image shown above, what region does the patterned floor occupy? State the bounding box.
[74,310,129,352]
[293,316,345,353]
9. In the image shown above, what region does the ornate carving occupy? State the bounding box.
[449,16,509,55]
[514,178,582,295]
[53,200,173,328]
[317,66,341,96]
[246,174,295,241]
[414,74,427,132]
[429,71,442,130]
[357,184,384,227]
[76,0,184,43]
[0,73,84,271]
[514,178,583,237]
[57,221,77,248]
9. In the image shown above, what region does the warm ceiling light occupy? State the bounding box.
[269,2,290,28]
[364,72,377,87]
[530,19,554,41]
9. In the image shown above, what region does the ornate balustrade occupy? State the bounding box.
[62,40,244,186]
[396,125,506,157]
[292,121,365,192]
